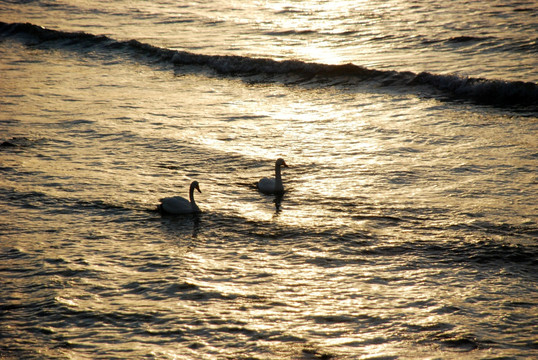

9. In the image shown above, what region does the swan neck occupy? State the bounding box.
[274,164,284,192]
[189,184,197,207]
[275,163,282,181]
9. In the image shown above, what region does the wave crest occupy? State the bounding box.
[1,21,537,108]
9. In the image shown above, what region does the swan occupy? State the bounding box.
[158,181,201,214]
[257,158,288,194]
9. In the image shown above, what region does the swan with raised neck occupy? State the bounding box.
[159,181,201,214]
[257,158,288,194]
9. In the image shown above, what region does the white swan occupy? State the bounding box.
[159,181,201,214]
[257,158,288,194]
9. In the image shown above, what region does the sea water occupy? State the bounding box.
[0,1,537,359]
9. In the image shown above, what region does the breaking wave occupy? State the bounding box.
[1,21,537,108]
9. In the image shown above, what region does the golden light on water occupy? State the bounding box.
[298,42,345,65]
[249,0,377,65]
[1,0,537,359]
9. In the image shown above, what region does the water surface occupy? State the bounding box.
[1,1,537,359]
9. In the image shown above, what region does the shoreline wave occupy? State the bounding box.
[1,21,537,108]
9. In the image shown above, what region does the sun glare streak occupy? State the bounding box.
[299,42,345,65]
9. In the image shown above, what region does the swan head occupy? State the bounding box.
[191,181,201,193]
[276,158,288,168]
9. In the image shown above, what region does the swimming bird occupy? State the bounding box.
[257,158,288,194]
[158,181,201,214]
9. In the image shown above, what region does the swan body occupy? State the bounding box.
[159,181,201,214]
[257,158,288,194]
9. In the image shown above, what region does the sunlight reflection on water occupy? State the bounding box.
[1,14,536,358]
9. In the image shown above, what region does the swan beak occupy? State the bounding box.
[195,184,201,193]
[283,161,289,168]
